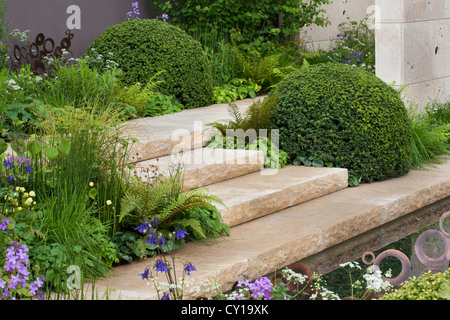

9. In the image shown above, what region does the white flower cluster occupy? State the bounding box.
[6,79,20,91]
[281,268,308,284]
[363,265,393,293]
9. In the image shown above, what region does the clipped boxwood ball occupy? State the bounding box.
[85,19,214,109]
[270,63,412,183]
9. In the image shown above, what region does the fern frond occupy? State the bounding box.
[119,191,145,223]
[228,102,244,124]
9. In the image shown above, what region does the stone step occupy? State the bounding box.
[85,158,450,300]
[206,165,349,227]
[131,147,265,190]
[120,97,265,162]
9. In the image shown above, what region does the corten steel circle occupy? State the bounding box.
[35,33,45,46]
[362,251,376,265]
[415,229,449,268]
[29,43,40,59]
[372,249,411,287]
[439,211,450,238]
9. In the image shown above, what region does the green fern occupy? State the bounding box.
[233,48,278,91]
[207,94,280,143]
[119,166,224,230]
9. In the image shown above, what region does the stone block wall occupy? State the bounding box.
[301,0,375,51]
[375,0,450,110]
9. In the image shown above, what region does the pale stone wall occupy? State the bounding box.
[375,0,450,110]
[300,0,375,51]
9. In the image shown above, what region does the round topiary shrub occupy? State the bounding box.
[85,19,214,109]
[270,63,412,183]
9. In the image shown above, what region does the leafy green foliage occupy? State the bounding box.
[0,0,9,70]
[153,0,330,50]
[213,78,261,104]
[270,63,412,183]
[119,166,225,237]
[86,19,214,109]
[325,17,375,72]
[207,95,288,169]
[378,269,450,300]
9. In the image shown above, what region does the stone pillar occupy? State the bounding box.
[375,0,450,111]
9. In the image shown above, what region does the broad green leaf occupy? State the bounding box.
[58,139,71,156]
[88,187,98,199]
[11,139,25,154]
[27,139,43,155]
[45,147,59,160]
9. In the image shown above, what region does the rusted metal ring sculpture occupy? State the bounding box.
[362,211,450,288]
[363,249,411,287]
[415,229,449,272]
[10,30,75,76]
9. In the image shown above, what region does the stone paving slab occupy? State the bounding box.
[132,148,265,190]
[86,158,450,300]
[206,166,348,227]
[120,97,266,162]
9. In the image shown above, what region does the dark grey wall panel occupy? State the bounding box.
[4,0,157,58]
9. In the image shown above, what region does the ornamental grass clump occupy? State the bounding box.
[270,63,412,183]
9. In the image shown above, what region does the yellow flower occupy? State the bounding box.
[106,200,112,206]
[89,182,94,187]
[24,197,33,206]
[29,191,36,197]
[17,207,22,212]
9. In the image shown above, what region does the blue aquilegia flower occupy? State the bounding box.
[140,267,150,280]
[184,262,196,276]
[134,221,151,234]
[154,259,169,273]
[161,292,170,300]
[175,228,188,240]
[146,232,158,245]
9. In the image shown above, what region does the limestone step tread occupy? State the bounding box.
[131,148,265,190]
[121,96,266,161]
[204,165,349,227]
[86,158,450,300]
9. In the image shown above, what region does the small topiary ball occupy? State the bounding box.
[270,63,412,183]
[85,19,214,109]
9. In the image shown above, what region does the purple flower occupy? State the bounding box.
[184,262,196,276]
[3,160,13,169]
[140,267,150,280]
[161,292,170,300]
[154,259,169,272]
[237,276,273,300]
[7,177,15,184]
[15,157,31,165]
[146,233,158,245]
[162,13,169,21]
[134,221,151,234]
[175,228,188,240]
